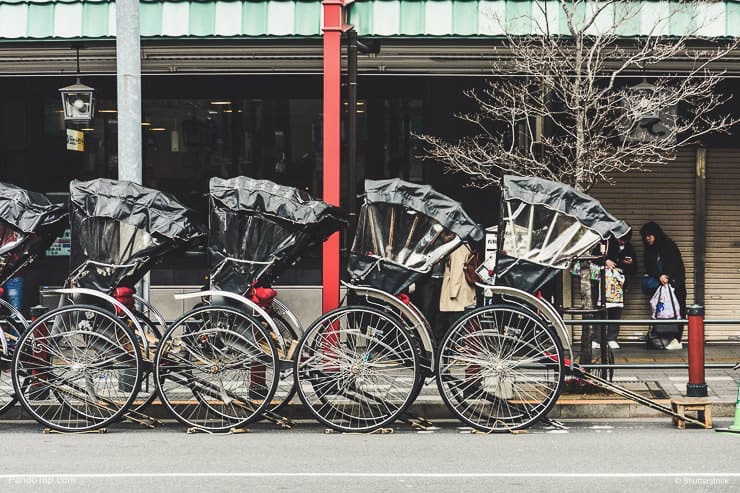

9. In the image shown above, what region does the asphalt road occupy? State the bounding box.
[1,419,739,492]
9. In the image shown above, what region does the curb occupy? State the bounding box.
[405,399,738,421]
[1,400,736,424]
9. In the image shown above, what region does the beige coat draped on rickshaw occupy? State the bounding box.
[439,244,477,312]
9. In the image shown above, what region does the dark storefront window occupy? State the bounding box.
[352,98,423,184]
[138,97,326,285]
[140,98,324,205]
[0,79,424,294]
[0,76,434,301]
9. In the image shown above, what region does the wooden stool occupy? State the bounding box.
[671,397,713,429]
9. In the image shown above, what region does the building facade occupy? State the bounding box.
[1,0,739,339]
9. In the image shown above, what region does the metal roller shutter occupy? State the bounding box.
[705,148,740,340]
[573,149,696,342]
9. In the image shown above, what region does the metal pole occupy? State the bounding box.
[687,304,708,397]
[116,0,142,184]
[347,29,358,239]
[694,146,706,306]
[116,0,147,302]
[321,0,350,314]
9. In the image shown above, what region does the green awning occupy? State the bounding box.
[350,0,740,37]
[0,0,323,39]
[0,0,738,40]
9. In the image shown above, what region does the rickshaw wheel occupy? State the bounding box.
[0,317,23,416]
[127,312,162,412]
[436,304,565,433]
[259,313,300,417]
[11,305,143,432]
[294,305,420,433]
[154,305,279,432]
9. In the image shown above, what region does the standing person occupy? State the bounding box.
[436,242,477,343]
[640,221,686,350]
[592,233,637,350]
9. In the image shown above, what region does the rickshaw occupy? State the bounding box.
[154,176,346,432]
[436,175,631,432]
[0,183,67,417]
[294,178,485,432]
[294,176,631,433]
[11,178,205,432]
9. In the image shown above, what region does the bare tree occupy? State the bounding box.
[417,0,738,193]
[418,1,738,357]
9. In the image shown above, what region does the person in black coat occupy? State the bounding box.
[639,221,687,317]
[640,221,687,350]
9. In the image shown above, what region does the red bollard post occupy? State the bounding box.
[687,304,708,397]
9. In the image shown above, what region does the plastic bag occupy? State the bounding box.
[650,284,680,320]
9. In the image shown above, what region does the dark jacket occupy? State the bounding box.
[640,222,685,284]
[606,236,638,278]
[640,221,687,316]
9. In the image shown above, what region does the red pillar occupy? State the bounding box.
[322,0,352,313]
[687,304,708,397]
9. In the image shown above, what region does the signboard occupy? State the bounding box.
[485,226,498,259]
[45,227,71,256]
[477,226,498,284]
[66,129,84,152]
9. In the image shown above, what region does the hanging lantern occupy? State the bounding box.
[59,80,95,123]
[628,80,660,121]
[625,79,676,142]
[59,46,95,124]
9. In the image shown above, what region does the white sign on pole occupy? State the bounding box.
[66,129,84,152]
[477,226,498,283]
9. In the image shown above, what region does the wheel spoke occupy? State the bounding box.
[295,306,420,433]
[437,305,563,432]
[154,306,279,432]
[12,306,142,432]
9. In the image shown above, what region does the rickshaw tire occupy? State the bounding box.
[294,305,421,433]
[258,313,299,417]
[11,305,143,432]
[154,304,280,432]
[436,304,565,433]
[127,312,162,413]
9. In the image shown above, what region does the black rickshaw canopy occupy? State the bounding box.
[69,178,205,292]
[349,178,484,295]
[0,182,67,233]
[70,178,205,242]
[494,175,631,293]
[364,178,485,244]
[503,175,631,240]
[209,176,346,241]
[208,176,346,293]
[0,182,68,285]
